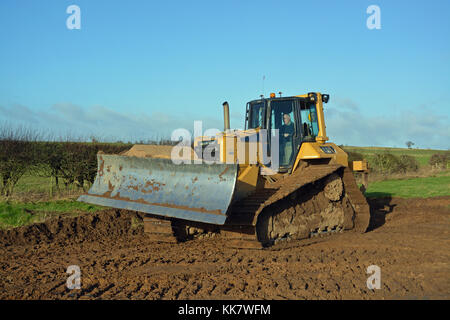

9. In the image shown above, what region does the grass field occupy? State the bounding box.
[13,173,87,197]
[0,200,103,229]
[342,146,447,167]
[14,174,60,194]
[365,172,450,198]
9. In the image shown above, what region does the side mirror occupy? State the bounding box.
[322,94,330,103]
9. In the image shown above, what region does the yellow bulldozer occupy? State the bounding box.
[78,92,370,248]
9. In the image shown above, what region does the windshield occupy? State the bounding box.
[248,102,266,129]
[300,102,319,139]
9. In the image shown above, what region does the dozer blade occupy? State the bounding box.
[78,154,239,225]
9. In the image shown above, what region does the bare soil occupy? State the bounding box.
[0,196,449,300]
[121,144,197,160]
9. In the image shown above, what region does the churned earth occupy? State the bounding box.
[0,196,449,300]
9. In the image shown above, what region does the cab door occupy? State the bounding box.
[268,98,301,169]
[291,98,304,159]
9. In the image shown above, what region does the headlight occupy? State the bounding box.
[320,146,335,154]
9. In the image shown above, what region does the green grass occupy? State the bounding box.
[12,171,91,200]
[0,200,104,229]
[365,174,450,199]
[342,146,447,167]
[14,173,54,194]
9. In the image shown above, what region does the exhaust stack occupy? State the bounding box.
[222,101,230,131]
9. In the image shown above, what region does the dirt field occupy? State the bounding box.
[0,196,449,300]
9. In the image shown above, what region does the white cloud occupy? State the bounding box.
[0,103,224,142]
[0,101,448,149]
[325,101,450,149]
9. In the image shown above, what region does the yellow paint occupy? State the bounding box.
[295,93,328,144]
[292,142,348,172]
[237,165,259,188]
[195,93,352,178]
[350,160,368,172]
[314,93,329,144]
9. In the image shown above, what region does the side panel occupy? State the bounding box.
[292,142,349,172]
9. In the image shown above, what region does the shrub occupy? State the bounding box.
[370,153,421,175]
[370,153,401,175]
[45,142,132,190]
[0,128,133,196]
[0,126,39,196]
[397,155,419,173]
[346,151,364,163]
[429,152,450,170]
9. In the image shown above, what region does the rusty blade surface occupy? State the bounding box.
[78,154,239,225]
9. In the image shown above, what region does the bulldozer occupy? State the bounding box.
[78,92,370,248]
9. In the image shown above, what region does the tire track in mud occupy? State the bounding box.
[0,197,449,299]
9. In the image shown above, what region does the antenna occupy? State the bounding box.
[261,75,265,97]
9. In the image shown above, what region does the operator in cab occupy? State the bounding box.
[280,113,294,166]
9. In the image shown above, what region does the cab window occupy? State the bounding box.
[300,102,319,139]
[248,102,266,129]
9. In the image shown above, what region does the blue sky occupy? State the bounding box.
[0,0,449,148]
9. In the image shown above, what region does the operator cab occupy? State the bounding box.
[245,93,326,171]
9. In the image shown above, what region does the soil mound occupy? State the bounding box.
[120,144,198,160]
[0,210,142,246]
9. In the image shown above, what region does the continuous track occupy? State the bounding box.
[143,164,371,249]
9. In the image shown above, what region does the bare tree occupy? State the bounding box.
[0,124,40,197]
